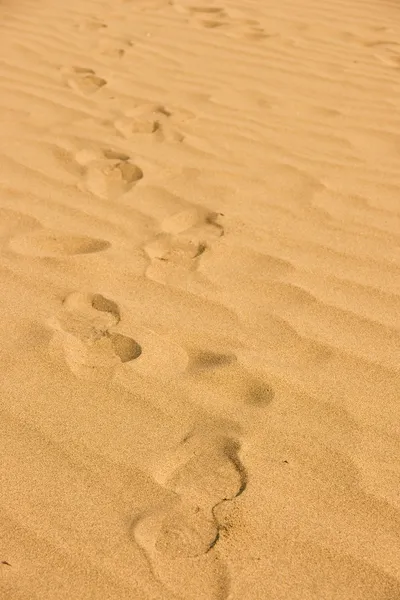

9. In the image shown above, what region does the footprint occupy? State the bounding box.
[63,291,121,327]
[48,292,141,381]
[144,209,224,286]
[77,19,107,32]
[221,16,268,40]
[75,147,143,199]
[134,500,219,559]
[134,508,230,599]
[48,292,187,381]
[187,6,226,14]
[161,208,224,241]
[145,235,206,265]
[174,2,267,39]
[9,229,110,257]
[0,207,41,244]
[188,349,275,407]
[197,20,225,28]
[361,39,400,66]
[114,104,166,137]
[61,66,107,95]
[109,332,142,362]
[144,235,207,286]
[132,428,245,599]
[153,431,246,507]
[114,103,188,142]
[97,36,133,59]
[173,3,226,17]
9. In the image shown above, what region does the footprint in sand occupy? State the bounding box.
[173,3,227,19]
[132,428,246,599]
[144,209,224,286]
[9,229,110,257]
[173,2,268,39]
[227,17,269,41]
[75,147,143,199]
[114,103,193,142]
[47,292,141,381]
[97,36,134,59]
[77,19,108,33]
[0,207,41,244]
[188,349,275,407]
[61,66,107,95]
[365,40,400,67]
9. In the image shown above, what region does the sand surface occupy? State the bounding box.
[0,0,400,598]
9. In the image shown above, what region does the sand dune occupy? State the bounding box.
[0,0,400,598]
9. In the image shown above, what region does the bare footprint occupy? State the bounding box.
[9,229,110,257]
[175,3,267,39]
[173,2,226,18]
[363,39,400,66]
[133,507,230,600]
[223,17,268,40]
[61,66,107,95]
[145,235,206,264]
[161,208,224,241]
[97,36,133,59]
[77,19,107,32]
[75,147,143,199]
[187,6,226,15]
[134,499,219,559]
[132,428,244,599]
[189,349,275,407]
[0,208,41,246]
[144,234,207,286]
[114,103,189,142]
[153,431,246,509]
[197,19,225,28]
[48,292,141,381]
[143,209,223,286]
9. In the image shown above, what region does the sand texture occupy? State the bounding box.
[0,0,400,598]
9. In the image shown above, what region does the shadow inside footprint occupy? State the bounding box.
[9,230,110,257]
[190,350,237,371]
[109,332,142,362]
[91,293,121,323]
[245,379,275,406]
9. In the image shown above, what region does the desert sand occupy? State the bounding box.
[0,0,400,598]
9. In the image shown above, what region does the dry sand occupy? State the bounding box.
[0,0,400,598]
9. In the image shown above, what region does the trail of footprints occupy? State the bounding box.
[47,291,251,597]
[133,426,246,599]
[9,229,110,257]
[45,290,259,598]
[33,6,263,598]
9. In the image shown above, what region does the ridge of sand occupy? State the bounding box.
[0,0,399,598]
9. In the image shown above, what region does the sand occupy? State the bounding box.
[0,0,399,598]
